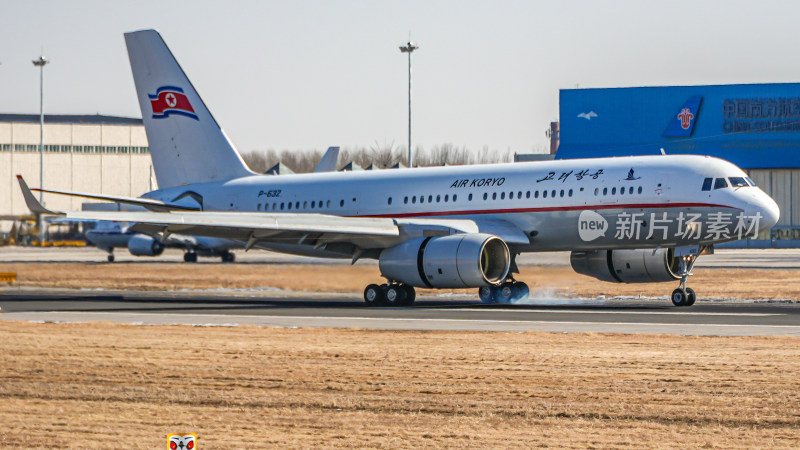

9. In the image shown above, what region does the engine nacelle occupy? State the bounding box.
[128,234,165,257]
[379,233,510,288]
[570,248,681,283]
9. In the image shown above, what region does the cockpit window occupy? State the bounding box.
[714,178,728,189]
[701,177,713,191]
[746,177,756,186]
[728,177,748,188]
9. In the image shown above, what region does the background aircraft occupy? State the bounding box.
[84,220,239,263]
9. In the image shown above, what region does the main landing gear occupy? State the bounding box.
[478,279,530,304]
[220,250,235,263]
[183,251,198,263]
[671,249,700,307]
[363,283,416,307]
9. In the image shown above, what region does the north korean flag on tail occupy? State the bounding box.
[148,86,198,120]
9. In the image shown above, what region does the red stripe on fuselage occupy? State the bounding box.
[364,202,737,218]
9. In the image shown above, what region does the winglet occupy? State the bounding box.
[16,175,60,215]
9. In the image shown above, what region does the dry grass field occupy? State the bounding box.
[0,322,798,448]
[2,262,800,299]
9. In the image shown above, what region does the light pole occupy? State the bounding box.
[399,41,418,168]
[32,55,49,243]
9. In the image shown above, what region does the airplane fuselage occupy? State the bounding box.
[143,154,779,254]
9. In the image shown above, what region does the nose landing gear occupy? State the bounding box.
[671,250,700,307]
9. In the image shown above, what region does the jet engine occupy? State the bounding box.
[570,248,681,283]
[379,233,510,288]
[128,234,165,257]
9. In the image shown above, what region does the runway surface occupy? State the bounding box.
[1,289,799,336]
[1,246,799,268]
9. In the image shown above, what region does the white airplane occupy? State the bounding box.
[84,221,240,263]
[17,29,780,307]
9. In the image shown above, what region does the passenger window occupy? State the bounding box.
[444,195,449,202]
[560,190,564,197]
[729,177,747,187]
[701,177,713,191]
[629,187,634,194]
[420,196,425,204]
[327,200,331,208]
[611,187,616,195]
[257,204,261,211]
[492,193,497,200]
[404,196,408,204]
[311,201,316,208]
[412,196,416,204]
[714,178,728,189]
[603,187,608,196]
[296,202,300,209]
[468,193,473,201]
[287,202,292,210]
[501,192,505,200]
[535,191,539,199]
[518,191,522,199]
[340,199,345,207]
[594,188,598,196]
[303,201,308,209]
[387,197,392,205]
[543,190,548,198]
[568,189,573,197]
[436,195,441,202]
[637,186,642,194]
[551,190,556,197]
[428,195,433,203]
[280,202,285,210]
[526,191,530,199]
[453,194,457,202]
[483,193,488,200]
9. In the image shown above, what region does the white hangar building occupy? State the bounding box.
[0,114,154,227]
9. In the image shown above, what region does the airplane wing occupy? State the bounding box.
[19,176,200,212]
[17,176,489,257]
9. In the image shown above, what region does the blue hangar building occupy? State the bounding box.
[555,83,800,247]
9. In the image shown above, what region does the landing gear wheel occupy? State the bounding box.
[221,251,235,263]
[384,284,406,307]
[513,282,530,301]
[107,254,115,263]
[497,283,515,303]
[671,288,689,307]
[401,284,416,306]
[364,284,384,306]
[479,286,496,303]
[183,252,198,263]
[685,287,697,306]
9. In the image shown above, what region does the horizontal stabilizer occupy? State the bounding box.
[28,184,200,212]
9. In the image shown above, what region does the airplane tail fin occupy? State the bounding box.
[314,147,340,173]
[124,29,254,189]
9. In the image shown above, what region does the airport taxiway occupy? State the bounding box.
[1,289,799,336]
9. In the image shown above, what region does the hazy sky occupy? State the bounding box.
[2,0,800,155]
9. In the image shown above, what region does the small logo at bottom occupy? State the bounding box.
[168,433,196,450]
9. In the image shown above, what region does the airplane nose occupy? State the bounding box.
[746,192,780,231]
